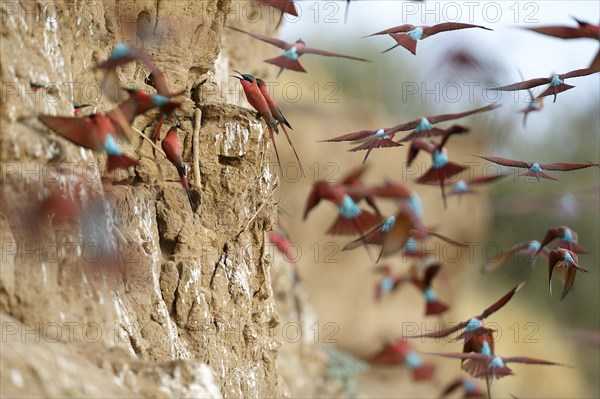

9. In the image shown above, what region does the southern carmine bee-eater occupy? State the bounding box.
[516,69,544,128]
[268,215,300,283]
[480,240,545,274]
[366,339,436,381]
[228,26,370,77]
[303,181,380,236]
[522,17,599,40]
[474,155,599,181]
[422,173,507,202]
[161,126,194,210]
[410,131,469,208]
[231,71,284,175]
[255,0,298,28]
[409,263,449,316]
[255,77,304,177]
[440,376,486,399]
[372,264,409,302]
[365,22,492,55]
[338,166,382,216]
[548,248,588,300]
[537,225,589,254]
[38,111,138,172]
[490,66,600,103]
[144,69,186,142]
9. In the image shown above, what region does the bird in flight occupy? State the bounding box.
[474,155,599,181]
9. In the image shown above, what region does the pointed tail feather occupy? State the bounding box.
[152,114,165,143]
[265,55,307,73]
[538,83,575,103]
[520,170,558,181]
[387,34,418,55]
[267,125,284,177]
[280,124,305,177]
[106,154,138,171]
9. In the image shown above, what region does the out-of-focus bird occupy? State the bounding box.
[303,181,380,235]
[475,155,599,181]
[410,263,449,316]
[548,248,588,300]
[537,225,589,254]
[366,22,492,55]
[481,240,544,274]
[363,179,422,217]
[522,17,599,40]
[423,173,507,201]
[255,0,298,28]
[228,26,370,77]
[411,132,469,208]
[490,67,599,102]
[161,126,193,210]
[366,339,436,381]
[339,166,382,216]
[255,77,304,176]
[231,71,283,175]
[72,103,91,114]
[516,69,544,128]
[429,351,564,380]
[268,215,300,283]
[372,264,408,302]
[322,104,497,145]
[440,376,486,398]
[38,112,138,171]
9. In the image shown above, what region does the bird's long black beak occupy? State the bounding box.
[230,70,244,79]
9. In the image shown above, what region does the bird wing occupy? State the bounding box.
[409,138,436,161]
[427,104,499,124]
[560,266,578,300]
[365,24,416,36]
[423,263,442,287]
[341,165,368,185]
[380,211,415,257]
[491,78,551,91]
[481,248,518,273]
[38,114,102,150]
[227,26,291,49]
[523,26,588,39]
[411,321,470,338]
[479,282,525,319]
[559,67,599,79]
[503,356,564,366]
[427,230,467,247]
[475,155,530,168]
[439,378,463,398]
[439,124,470,148]
[468,173,508,185]
[539,227,562,250]
[300,47,370,62]
[540,162,599,171]
[426,352,489,361]
[321,129,379,142]
[425,22,492,37]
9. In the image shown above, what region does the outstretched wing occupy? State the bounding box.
[491,77,551,91]
[479,282,525,319]
[300,47,370,62]
[503,356,564,366]
[427,104,499,124]
[540,162,599,171]
[365,24,416,37]
[425,22,492,37]
[38,114,102,151]
[475,155,530,169]
[523,26,587,39]
[559,67,598,79]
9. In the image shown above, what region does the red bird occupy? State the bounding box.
[538,225,589,254]
[475,155,599,181]
[522,17,599,40]
[255,0,298,28]
[228,26,370,77]
[337,166,382,216]
[516,69,545,128]
[38,112,137,172]
[161,126,193,210]
[366,339,436,381]
[410,132,469,208]
[268,215,300,283]
[490,67,599,102]
[548,248,588,300]
[440,376,486,398]
[144,69,186,142]
[422,173,507,201]
[366,22,492,55]
[321,104,497,144]
[409,263,450,316]
[255,78,304,176]
[372,264,408,302]
[481,240,545,274]
[303,181,380,236]
[232,71,283,175]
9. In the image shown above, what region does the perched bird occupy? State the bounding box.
[231,71,283,175]
[322,104,497,144]
[537,225,589,254]
[38,112,138,171]
[410,132,469,208]
[366,22,492,55]
[429,351,564,380]
[475,155,599,181]
[255,0,298,28]
[548,248,588,300]
[255,78,304,176]
[440,376,486,398]
[161,126,193,210]
[373,264,408,302]
[366,339,436,381]
[522,17,599,40]
[481,240,544,274]
[410,263,449,316]
[411,283,524,342]
[490,67,599,102]
[303,181,380,236]
[228,26,370,77]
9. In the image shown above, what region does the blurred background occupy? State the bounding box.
[234,1,599,397]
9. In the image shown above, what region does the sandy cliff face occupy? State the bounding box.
[0,1,324,397]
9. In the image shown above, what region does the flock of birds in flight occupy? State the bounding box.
[29,2,599,398]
